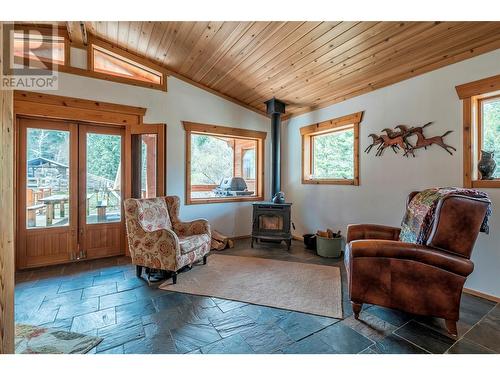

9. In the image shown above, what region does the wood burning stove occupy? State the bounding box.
[251,97,292,250]
[251,202,292,250]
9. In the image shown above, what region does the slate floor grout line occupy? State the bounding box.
[391,330,432,354]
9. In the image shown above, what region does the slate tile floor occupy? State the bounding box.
[15,239,499,354]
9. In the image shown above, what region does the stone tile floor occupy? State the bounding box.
[15,239,499,354]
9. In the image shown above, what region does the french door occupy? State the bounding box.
[17,118,125,268]
[78,125,125,260]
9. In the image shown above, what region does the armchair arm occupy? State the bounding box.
[173,219,211,237]
[346,224,401,243]
[347,240,474,276]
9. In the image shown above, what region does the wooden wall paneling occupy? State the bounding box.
[211,21,310,91]
[0,21,15,353]
[239,21,381,104]
[190,22,254,81]
[284,22,497,111]
[22,21,500,117]
[221,21,347,97]
[179,21,230,75]
[241,21,423,105]
[199,22,272,85]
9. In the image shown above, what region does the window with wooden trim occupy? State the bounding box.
[183,122,266,205]
[89,41,165,89]
[456,74,500,188]
[301,112,362,185]
[13,29,67,67]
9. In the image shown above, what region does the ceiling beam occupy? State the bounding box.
[66,22,87,46]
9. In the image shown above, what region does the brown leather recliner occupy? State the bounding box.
[344,191,490,337]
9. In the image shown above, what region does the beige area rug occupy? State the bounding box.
[159,254,342,319]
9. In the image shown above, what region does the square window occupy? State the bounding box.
[301,112,362,185]
[184,122,266,204]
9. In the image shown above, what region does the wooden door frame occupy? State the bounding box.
[130,123,167,197]
[12,91,165,270]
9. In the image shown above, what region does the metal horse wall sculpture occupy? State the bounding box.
[365,121,456,157]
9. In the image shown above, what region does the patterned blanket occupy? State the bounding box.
[399,187,492,244]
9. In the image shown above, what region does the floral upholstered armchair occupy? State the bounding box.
[124,196,211,284]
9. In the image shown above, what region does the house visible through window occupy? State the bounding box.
[92,44,163,85]
[301,112,362,185]
[13,30,66,67]
[480,96,500,179]
[184,122,266,204]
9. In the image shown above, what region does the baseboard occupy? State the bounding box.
[292,235,303,241]
[463,288,500,303]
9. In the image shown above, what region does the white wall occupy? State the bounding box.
[40,70,270,238]
[283,49,500,297]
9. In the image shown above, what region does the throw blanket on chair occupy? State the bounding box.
[400,187,492,244]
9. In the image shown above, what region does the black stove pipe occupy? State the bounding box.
[264,98,286,199]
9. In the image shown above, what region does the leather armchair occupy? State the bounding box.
[124,196,211,284]
[345,191,490,336]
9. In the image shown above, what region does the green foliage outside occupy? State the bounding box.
[86,133,121,182]
[482,99,500,178]
[27,128,69,165]
[191,134,233,184]
[312,129,354,179]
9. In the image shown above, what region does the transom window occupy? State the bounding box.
[13,30,66,67]
[301,112,362,185]
[90,43,164,86]
[183,122,266,204]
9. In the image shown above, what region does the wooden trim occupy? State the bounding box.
[131,123,167,197]
[300,112,363,136]
[463,288,500,303]
[455,74,500,99]
[183,121,267,140]
[14,91,145,126]
[0,27,15,353]
[301,112,362,186]
[459,76,500,189]
[88,37,167,92]
[15,91,146,116]
[471,180,500,188]
[463,98,473,188]
[183,121,266,205]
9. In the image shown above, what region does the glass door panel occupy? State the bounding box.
[85,133,122,224]
[26,128,70,228]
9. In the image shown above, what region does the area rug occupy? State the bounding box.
[15,324,102,354]
[159,254,342,318]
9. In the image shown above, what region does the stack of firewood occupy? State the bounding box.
[316,228,341,238]
[211,230,235,251]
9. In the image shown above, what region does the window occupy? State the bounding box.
[90,41,165,88]
[479,96,500,179]
[456,74,500,188]
[183,122,266,204]
[301,112,362,185]
[13,29,66,67]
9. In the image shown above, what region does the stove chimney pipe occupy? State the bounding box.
[264,97,286,199]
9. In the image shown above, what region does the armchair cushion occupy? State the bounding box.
[346,224,401,243]
[136,197,172,232]
[179,234,211,255]
[347,239,474,277]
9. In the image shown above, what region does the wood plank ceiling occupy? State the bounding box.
[83,22,500,117]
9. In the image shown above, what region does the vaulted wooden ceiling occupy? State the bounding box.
[57,22,500,116]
